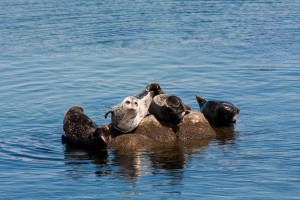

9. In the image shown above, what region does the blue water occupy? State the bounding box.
[1,0,300,199]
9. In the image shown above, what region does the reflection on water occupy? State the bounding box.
[63,130,236,182]
[215,127,237,145]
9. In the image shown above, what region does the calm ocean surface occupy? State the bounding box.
[1,0,299,199]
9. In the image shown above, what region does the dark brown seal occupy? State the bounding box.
[195,95,240,127]
[149,94,191,124]
[62,106,111,149]
[145,82,165,96]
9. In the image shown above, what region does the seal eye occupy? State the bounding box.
[134,102,138,106]
[125,100,130,105]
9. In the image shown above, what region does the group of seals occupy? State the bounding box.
[104,82,191,132]
[62,83,240,149]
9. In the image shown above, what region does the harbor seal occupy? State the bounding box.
[149,94,191,124]
[105,90,154,133]
[195,95,240,127]
[62,106,111,149]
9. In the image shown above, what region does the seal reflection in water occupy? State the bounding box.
[105,90,154,133]
[195,95,240,127]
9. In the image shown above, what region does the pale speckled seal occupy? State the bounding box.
[62,106,111,149]
[149,94,191,124]
[195,95,240,127]
[105,90,154,133]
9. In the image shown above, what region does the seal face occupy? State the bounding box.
[105,91,154,133]
[195,95,240,127]
[149,94,191,124]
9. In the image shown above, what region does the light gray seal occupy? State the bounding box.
[105,91,154,133]
[149,94,191,124]
[195,95,240,127]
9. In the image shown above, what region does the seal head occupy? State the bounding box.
[195,95,240,127]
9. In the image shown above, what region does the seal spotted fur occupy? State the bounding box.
[195,95,240,127]
[62,106,111,148]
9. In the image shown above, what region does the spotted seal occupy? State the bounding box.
[195,95,240,127]
[105,89,154,133]
[149,94,191,124]
[62,106,111,148]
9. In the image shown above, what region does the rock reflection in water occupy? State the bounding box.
[214,127,238,145]
[63,131,236,181]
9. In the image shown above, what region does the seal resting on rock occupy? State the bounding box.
[105,90,154,133]
[149,94,191,124]
[62,106,111,148]
[195,95,240,127]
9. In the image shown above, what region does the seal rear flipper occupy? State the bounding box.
[93,125,112,147]
[145,82,165,96]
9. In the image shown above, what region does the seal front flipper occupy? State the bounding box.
[104,110,113,118]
